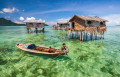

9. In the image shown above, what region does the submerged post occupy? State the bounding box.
[80,31,82,41]
[27,28,30,33]
[86,32,88,41]
[35,28,37,33]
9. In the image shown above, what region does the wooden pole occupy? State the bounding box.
[35,28,37,33]
[42,28,45,32]
[86,32,87,41]
[91,32,92,40]
[95,32,97,40]
[72,31,74,38]
[103,31,104,39]
[80,31,82,41]
[94,32,96,40]
[82,31,84,41]
[27,28,30,33]
[100,31,102,39]
[68,30,69,40]
[76,31,78,39]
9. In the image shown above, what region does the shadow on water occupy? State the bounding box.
[27,52,71,61]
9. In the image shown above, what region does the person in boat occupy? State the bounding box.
[44,46,52,53]
[61,43,69,55]
[26,44,36,49]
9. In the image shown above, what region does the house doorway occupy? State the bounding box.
[72,22,75,28]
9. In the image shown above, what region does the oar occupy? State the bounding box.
[49,52,61,63]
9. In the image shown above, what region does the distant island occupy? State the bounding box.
[0,18,25,26]
[0,18,49,26]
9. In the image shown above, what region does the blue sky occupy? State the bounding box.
[0,0,120,25]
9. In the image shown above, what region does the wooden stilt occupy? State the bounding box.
[35,28,37,33]
[103,31,104,39]
[68,30,69,39]
[95,32,97,40]
[100,31,102,39]
[42,28,45,32]
[76,31,78,38]
[86,32,87,41]
[80,31,82,41]
[27,28,30,33]
[82,31,84,41]
[91,32,92,40]
[72,31,74,38]
[94,32,96,40]
[70,30,72,38]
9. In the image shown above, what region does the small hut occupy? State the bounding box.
[68,15,108,41]
[25,22,45,33]
[57,22,69,30]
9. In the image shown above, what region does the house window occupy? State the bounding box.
[100,22,104,25]
[87,21,92,24]
[72,22,75,28]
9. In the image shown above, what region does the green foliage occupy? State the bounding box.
[0,18,25,26]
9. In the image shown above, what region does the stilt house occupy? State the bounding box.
[68,15,108,40]
[25,22,45,33]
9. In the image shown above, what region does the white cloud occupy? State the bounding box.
[46,21,57,25]
[57,18,70,23]
[24,17,45,23]
[5,16,10,18]
[102,14,120,26]
[2,7,19,13]
[14,21,24,24]
[0,11,4,13]
[19,17,24,21]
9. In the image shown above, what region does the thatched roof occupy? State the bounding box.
[69,15,108,22]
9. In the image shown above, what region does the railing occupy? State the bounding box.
[85,24,106,27]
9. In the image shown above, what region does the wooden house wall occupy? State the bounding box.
[70,16,85,31]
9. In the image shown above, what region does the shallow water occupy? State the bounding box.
[0,26,120,77]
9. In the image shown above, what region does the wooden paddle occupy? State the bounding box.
[49,52,62,63]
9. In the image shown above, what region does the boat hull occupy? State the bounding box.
[16,44,65,55]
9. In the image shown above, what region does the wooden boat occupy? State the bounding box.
[16,43,66,55]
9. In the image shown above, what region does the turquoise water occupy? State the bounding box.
[0,26,120,77]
